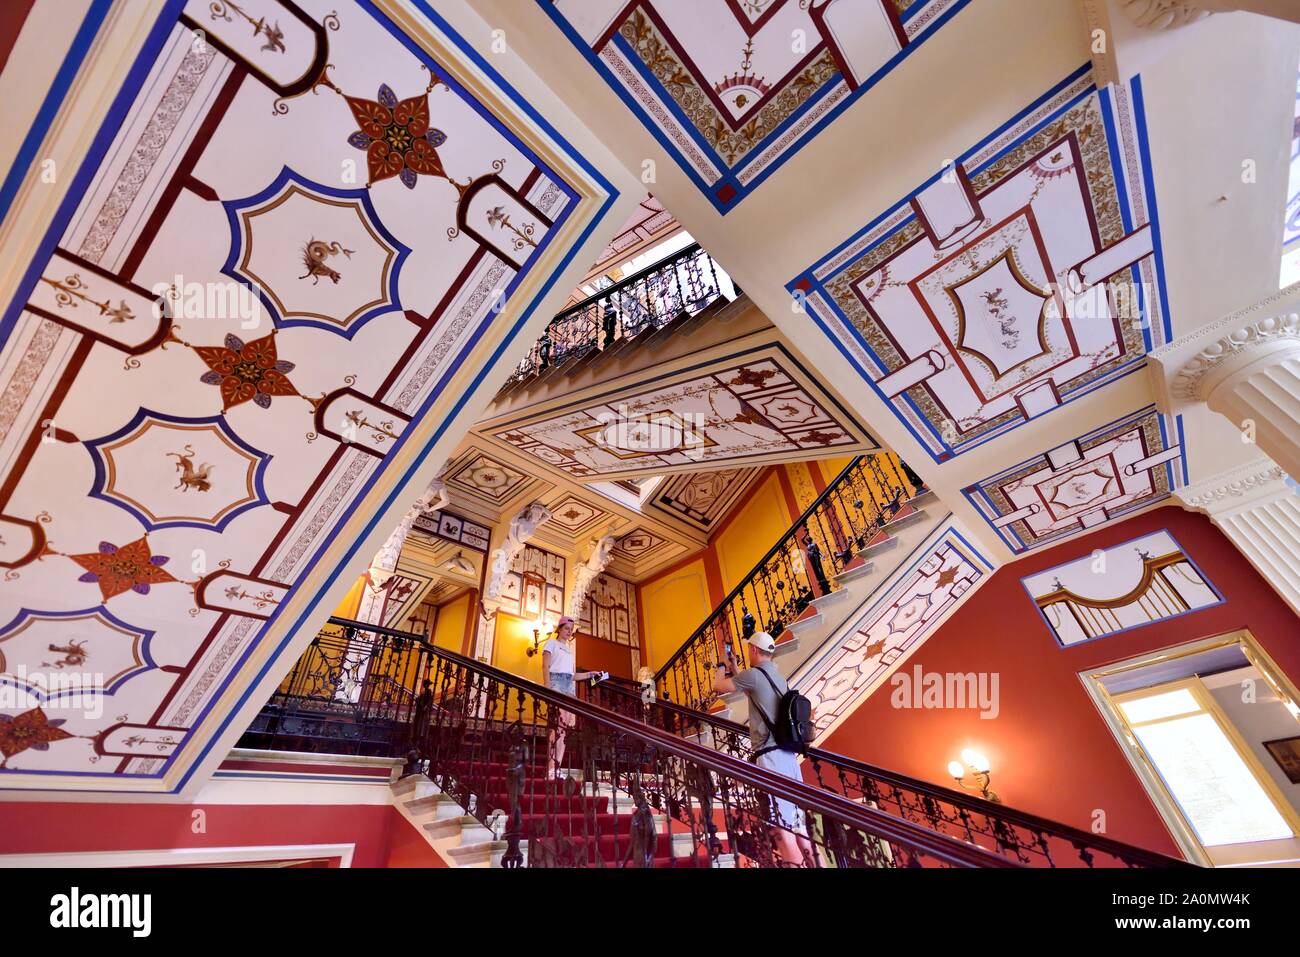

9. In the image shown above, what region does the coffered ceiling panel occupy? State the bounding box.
[962,405,1187,555]
[486,342,875,480]
[542,0,973,212]
[648,465,763,531]
[444,447,543,506]
[0,0,616,792]
[790,67,1171,463]
[545,492,610,536]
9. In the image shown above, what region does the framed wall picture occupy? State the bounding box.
[1263,736,1300,784]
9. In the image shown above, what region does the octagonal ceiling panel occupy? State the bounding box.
[0,0,617,792]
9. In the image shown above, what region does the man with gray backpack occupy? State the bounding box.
[712,631,816,867]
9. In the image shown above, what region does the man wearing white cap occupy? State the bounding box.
[712,631,814,866]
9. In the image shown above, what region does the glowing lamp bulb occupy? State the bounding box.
[947,760,966,779]
[961,748,990,773]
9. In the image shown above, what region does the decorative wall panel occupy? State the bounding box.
[962,406,1186,554]
[412,507,491,552]
[497,544,566,624]
[0,0,615,791]
[577,571,640,648]
[790,68,1170,460]
[543,0,972,212]
[1021,530,1221,646]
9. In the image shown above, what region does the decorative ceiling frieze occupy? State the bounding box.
[789,67,1170,462]
[962,405,1186,554]
[540,0,973,212]
[487,342,875,480]
[0,0,618,791]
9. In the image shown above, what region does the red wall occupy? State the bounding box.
[0,802,398,866]
[820,506,1300,859]
[384,808,450,868]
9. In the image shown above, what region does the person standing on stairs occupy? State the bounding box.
[542,616,603,781]
[713,631,816,867]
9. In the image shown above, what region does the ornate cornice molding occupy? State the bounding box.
[1176,459,1288,511]
[1120,0,1214,29]
[1171,311,1300,401]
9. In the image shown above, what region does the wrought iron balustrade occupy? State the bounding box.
[654,452,925,712]
[251,617,1024,868]
[501,242,732,388]
[583,677,1188,869]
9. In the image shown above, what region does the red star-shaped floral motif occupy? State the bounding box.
[193,333,299,411]
[345,84,449,189]
[801,429,844,446]
[0,707,73,764]
[69,537,176,601]
[729,367,777,388]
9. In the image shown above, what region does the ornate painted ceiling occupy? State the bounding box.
[647,465,763,531]
[0,0,617,792]
[541,0,973,212]
[790,67,1170,463]
[486,342,875,480]
[962,405,1186,554]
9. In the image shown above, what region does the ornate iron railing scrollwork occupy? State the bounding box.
[654,452,924,712]
[500,242,732,389]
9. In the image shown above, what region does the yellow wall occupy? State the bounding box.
[714,471,795,594]
[492,612,548,687]
[639,558,713,670]
[431,591,471,654]
[333,575,367,620]
[816,456,855,486]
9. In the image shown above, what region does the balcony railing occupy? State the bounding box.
[500,242,733,389]
[584,677,1188,868]
[249,617,1028,868]
[655,453,925,712]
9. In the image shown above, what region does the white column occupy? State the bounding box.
[1118,1,1300,28]
[1169,312,1300,481]
[1176,459,1300,617]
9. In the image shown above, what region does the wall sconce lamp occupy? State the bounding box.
[525,621,549,657]
[947,748,1001,804]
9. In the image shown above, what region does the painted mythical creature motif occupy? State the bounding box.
[980,286,1020,348]
[43,639,88,669]
[167,445,213,493]
[299,239,354,285]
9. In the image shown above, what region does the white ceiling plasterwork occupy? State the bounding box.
[0,0,624,793]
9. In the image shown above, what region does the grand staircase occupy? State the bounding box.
[241,617,1187,869]
[236,246,1191,868]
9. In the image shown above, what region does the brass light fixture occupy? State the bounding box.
[525,620,550,657]
[947,748,1001,803]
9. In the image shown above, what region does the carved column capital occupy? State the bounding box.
[1172,312,1300,402]
[1175,458,1290,515]
[1177,459,1300,618]
[1120,0,1214,29]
